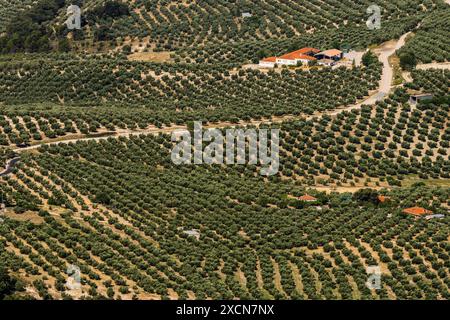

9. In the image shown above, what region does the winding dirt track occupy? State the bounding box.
[11,32,413,153]
[0,157,20,177]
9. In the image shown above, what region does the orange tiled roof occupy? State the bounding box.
[298,194,317,201]
[279,48,319,61]
[261,56,277,62]
[279,53,316,61]
[378,195,390,203]
[317,49,343,57]
[403,207,432,216]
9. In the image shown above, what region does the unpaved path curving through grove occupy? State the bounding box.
[0,157,20,177]
[355,31,412,106]
[11,31,413,153]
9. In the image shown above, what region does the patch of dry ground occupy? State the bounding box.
[128,51,173,63]
[401,177,450,188]
[313,185,386,194]
[2,209,45,224]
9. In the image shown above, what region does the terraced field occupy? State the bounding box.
[406,69,450,95]
[1,133,449,300]
[0,55,380,107]
[1,70,448,299]
[0,53,382,146]
[276,91,448,185]
[0,0,443,54]
[84,0,442,50]
[398,8,450,63]
[0,0,449,302]
[0,0,36,32]
[173,16,420,65]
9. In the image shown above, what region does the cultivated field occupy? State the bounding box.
[0,0,448,301]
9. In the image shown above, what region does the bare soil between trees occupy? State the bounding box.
[6,32,436,192]
[12,31,411,154]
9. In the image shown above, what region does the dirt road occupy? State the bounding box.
[0,157,20,176]
[12,32,413,153]
[365,32,412,103]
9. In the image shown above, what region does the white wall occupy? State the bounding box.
[259,61,275,68]
[276,58,310,66]
[276,58,297,66]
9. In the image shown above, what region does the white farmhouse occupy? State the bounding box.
[275,48,320,66]
[259,56,277,68]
